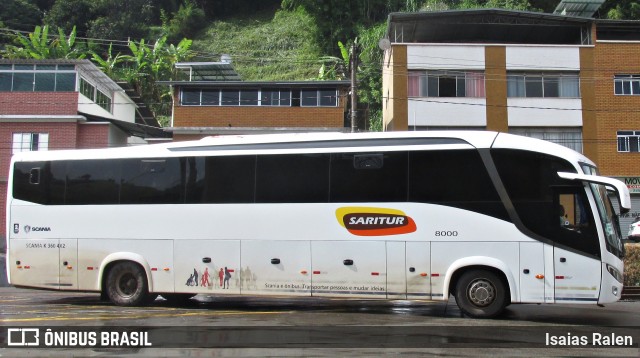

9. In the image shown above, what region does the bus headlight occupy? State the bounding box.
[606,264,623,284]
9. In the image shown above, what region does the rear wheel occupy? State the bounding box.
[454,269,507,318]
[106,261,152,306]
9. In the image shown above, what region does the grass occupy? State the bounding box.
[191,8,323,81]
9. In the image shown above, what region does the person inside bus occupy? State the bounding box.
[559,205,570,227]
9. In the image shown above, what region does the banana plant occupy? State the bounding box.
[3,26,87,59]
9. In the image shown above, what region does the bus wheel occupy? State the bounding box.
[454,269,506,318]
[161,293,197,305]
[106,261,151,306]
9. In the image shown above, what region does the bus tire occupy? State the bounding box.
[106,261,152,306]
[454,269,507,318]
[161,293,196,305]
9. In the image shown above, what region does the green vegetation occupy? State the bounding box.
[624,244,640,286]
[192,8,322,81]
[1,0,639,129]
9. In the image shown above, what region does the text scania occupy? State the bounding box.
[31,227,50,232]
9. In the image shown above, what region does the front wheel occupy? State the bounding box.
[454,269,507,318]
[106,261,153,306]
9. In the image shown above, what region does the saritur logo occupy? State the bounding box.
[336,207,417,236]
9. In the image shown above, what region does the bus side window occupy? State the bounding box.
[121,158,185,204]
[555,190,599,256]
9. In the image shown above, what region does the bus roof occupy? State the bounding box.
[10,131,594,167]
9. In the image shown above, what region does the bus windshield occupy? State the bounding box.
[582,165,624,258]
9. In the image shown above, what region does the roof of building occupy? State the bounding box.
[0,58,124,93]
[553,0,605,17]
[174,62,242,81]
[386,9,595,45]
[158,80,351,88]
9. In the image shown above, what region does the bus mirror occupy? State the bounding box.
[29,168,40,185]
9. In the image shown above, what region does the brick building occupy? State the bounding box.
[0,59,169,239]
[381,9,640,229]
[160,62,351,140]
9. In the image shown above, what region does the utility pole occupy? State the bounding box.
[350,43,358,133]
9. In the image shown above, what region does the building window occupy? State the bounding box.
[180,88,336,107]
[510,128,583,153]
[408,70,485,98]
[96,89,112,112]
[614,75,640,95]
[617,131,640,152]
[79,77,95,98]
[301,89,338,107]
[0,64,76,92]
[261,89,291,106]
[79,77,112,113]
[12,133,49,154]
[507,72,580,98]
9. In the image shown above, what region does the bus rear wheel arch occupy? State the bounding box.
[104,261,156,306]
[452,268,509,318]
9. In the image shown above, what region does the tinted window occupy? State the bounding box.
[0,73,12,91]
[34,72,55,91]
[221,90,239,106]
[13,73,33,91]
[409,150,509,221]
[330,151,408,202]
[201,89,219,105]
[13,161,65,205]
[66,160,120,204]
[319,89,336,106]
[56,73,76,91]
[256,154,329,203]
[182,89,200,105]
[301,89,317,106]
[240,90,258,106]
[492,149,599,255]
[187,156,256,203]
[120,158,185,204]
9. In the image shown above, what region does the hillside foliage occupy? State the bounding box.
[1,0,639,129]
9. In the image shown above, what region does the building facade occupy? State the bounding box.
[0,59,168,239]
[161,62,351,140]
[382,9,640,228]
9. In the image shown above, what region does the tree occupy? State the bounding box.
[0,0,42,33]
[2,25,87,59]
[600,0,640,20]
[118,36,194,117]
[281,0,405,55]
[43,0,95,36]
[161,0,207,42]
[87,0,156,41]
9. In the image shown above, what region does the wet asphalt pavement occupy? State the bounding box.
[0,286,639,357]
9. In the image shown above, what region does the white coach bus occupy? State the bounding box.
[5,131,630,318]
